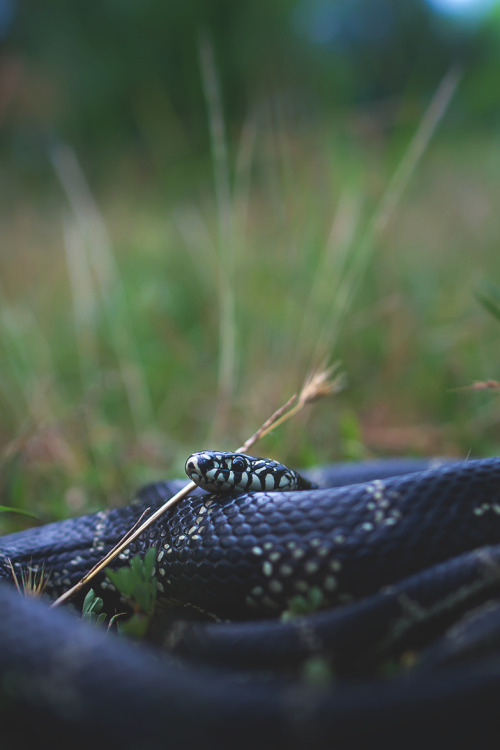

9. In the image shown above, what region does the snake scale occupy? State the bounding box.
[3,453,500,748]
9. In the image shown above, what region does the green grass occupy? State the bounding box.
[1,82,500,531]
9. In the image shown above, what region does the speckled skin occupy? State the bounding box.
[185,449,317,493]
[2,456,500,621]
[4,457,500,748]
[0,462,468,619]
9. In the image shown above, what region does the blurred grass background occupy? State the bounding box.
[1,0,500,529]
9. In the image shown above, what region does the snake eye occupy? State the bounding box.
[231,455,247,473]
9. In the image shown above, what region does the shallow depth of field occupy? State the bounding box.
[1,1,500,530]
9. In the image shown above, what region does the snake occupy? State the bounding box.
[3,452,500,748]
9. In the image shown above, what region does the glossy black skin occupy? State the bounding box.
[3,457,500,748]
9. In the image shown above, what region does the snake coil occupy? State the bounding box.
[2,455,500,748]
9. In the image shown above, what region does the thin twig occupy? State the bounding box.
[452,380,500,392]
[8,559,22,595]
[52,365,343,607]
[51,507,151,606]
[236,393,297,454]
[258,363,345,439]
[51,484,196,607]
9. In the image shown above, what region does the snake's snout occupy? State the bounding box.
[185,455,200,478]
[185,452,213,487]
[186,450,235,492]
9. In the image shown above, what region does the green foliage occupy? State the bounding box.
[281,587,328,621]
[3,0,500,171]
[105,549,158,638]
[82,588,124,629]
[82,589,107,625]
[81,552,158,637]
[106,548,157,612]
[0,506,40,520]
[338,411,365,462]
[2,107,500,527]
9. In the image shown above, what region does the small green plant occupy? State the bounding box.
[281,587,328,621]
[82,588,123,628]
[105,547,158,638]
[82,589,107,624]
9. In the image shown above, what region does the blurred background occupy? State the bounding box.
[1,0,500,526]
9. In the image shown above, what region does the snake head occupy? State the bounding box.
[185,450,253,493]
[185,450,298,494]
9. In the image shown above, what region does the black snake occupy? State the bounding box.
[3,453,500,748]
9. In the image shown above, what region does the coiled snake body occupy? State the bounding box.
[3,453,500,748]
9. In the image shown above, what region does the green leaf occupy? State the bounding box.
[117,613,150,639]
[281,587,327,621]
[82,589,105,622]
[107,568,134,597]
[0,506,40,520]
[143,547,156,579]
[105,549,157,623]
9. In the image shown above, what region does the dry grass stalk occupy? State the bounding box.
[453,380,500,391]
[9,559,47,597]
[51,363,343,607]
[236,393,297,455]
[256,363,345,439]
[50,488,196,607]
